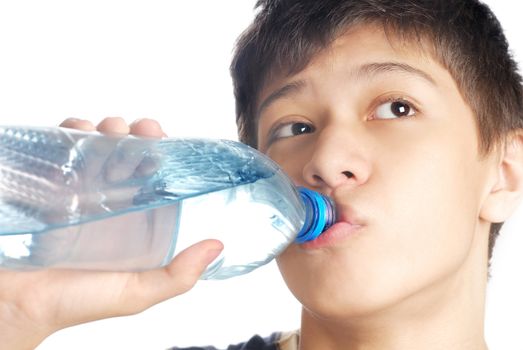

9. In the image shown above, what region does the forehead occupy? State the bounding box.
[256,24,454,109]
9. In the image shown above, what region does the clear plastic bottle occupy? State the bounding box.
[0,126,335,279]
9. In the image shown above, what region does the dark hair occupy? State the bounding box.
[230,0,523,261]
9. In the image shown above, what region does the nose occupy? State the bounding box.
[302,125,370,192]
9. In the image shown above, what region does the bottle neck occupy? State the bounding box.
[295,187,336,243]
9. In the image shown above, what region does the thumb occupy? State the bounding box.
[118,239,224,314]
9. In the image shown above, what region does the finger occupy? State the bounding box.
[102,137,155,183]
[80,117,131,183]
[132,153,161,178]
[102,118,166,181]
[96,117,130,135]
[117,239,224,314]
[128,118,167,177]
[59,118,96,131]
[129,118,167,138]
[26,240,223,330]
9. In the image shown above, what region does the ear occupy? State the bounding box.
[480,130,523,223]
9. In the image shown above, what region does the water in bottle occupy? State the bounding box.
[0,126,335,279]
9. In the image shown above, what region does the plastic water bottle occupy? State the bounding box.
[0,126,335,279]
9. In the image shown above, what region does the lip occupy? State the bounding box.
[299,221,363,250]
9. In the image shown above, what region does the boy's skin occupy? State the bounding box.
[257,24,523,349]
[1,24,522,350]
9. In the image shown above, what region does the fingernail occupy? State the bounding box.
[205,248,223,265]
[60,117,82,125]
[129,118,146,127]
[107,116,126,122]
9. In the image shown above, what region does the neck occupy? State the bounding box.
[299,243,489,350]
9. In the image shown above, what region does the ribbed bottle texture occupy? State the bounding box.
[0,126,336,279]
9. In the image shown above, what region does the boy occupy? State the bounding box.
[196,0,523,350]
[1,0,522,349]
[202,1,523,348]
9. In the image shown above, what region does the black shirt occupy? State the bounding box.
[169,332,293,350]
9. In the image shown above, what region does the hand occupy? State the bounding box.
[0,117,224,350]
[62,116,169,185]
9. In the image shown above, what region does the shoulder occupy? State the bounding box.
[170,331,299,350]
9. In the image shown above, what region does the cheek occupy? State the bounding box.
[274,123,486,317]
[266,141,313,182]
[374,123,485,290]
[385,147,478,269]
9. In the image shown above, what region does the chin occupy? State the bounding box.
[278,256,424,324]
[298,284,397,322]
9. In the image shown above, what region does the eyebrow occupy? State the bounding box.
[256,80,306,120]
[357,62,437,86]
[255,62,436,119]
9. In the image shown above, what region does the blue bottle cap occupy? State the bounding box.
[295,187,335,243]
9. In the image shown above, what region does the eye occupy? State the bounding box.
[270,121,315,141]
[374,99,416,120]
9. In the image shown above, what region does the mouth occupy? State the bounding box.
[299,221,363,250]
[299,204,364,250]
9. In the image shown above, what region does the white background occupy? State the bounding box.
[0,1,521,349]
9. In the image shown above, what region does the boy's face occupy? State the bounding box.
[256,25,498,320]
